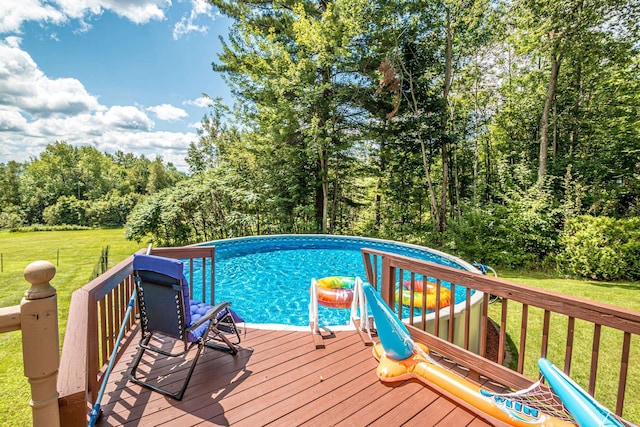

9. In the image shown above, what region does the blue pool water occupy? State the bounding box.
[192,235,474,327]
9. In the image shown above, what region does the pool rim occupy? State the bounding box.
[196,234,484,331]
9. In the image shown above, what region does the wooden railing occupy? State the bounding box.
[362,248,640,419]
[0,261,61,427]
[57,246,215,425]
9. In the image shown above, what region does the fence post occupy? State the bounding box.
[21,261,61,427]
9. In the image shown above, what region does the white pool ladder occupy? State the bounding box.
[309,277,373,348]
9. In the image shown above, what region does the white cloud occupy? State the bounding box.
[0,38,102,117]
[0,38,196,171]
[55,0,170,25]
[147,104,188,122]
[172,0,219,40]
[0,1,67,34]
[184,96,211,108]
[0,0,169,34]
[2,123,195,170]
[102,106,155,130]
[0,109,27,131]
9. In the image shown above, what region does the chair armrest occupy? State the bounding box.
[187,301,232,332]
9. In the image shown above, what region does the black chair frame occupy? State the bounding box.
[129,269,238,400]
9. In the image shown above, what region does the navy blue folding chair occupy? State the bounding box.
[129,254,241,400]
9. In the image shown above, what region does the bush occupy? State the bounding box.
[0,205,25,229]
[444,203,514,267]
[9,224,92,232]
[445,186,561,269]
[42,196,90,226]
[88,191,139,227]
[557,216,640,280]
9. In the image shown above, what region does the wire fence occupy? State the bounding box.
[90,246,110,280]
[0,249,61,273]
[0,247,109,277]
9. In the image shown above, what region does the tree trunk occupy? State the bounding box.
[316,64,332,234]
[473,56,480,203]
[453,146,462,221]
[330,177,339,233]
[538,45,564,185]
[421,139,440,228]
[315,154,328,233]
[439,6,453,233]
[398,56,440,229]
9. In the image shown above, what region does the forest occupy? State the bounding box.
[1,0,639,280]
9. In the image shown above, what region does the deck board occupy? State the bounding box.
[96,327,501,426]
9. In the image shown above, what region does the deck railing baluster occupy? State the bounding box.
[464,287,471,350]
[564,316,575,374]
[498,298,507,366]
[201,257,206,303]
[541,309,551,359]
[589,323,601,395]
[518,304,528,374]
[617,332,631,414]
[106,290,115,358]
[408,272,415,324]
[98,298,107,367]
[480,292,489,358]
[448,282,456,343]
[434,278,441,338]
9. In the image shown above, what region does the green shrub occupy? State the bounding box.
[9,224,92,232]
[557,216,640,280]
[445,186,561,269]
[0,205,25,229]
[42,195,90,226]
[88,191,139,227]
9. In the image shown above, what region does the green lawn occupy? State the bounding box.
[0,231,638,425]
[0,228,145,426]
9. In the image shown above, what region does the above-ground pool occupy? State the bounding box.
[193,235,481,332]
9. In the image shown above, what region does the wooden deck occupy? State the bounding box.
[96,326,507,426]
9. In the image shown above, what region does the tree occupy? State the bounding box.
[146,156,183,194]
[126,171,259,245]
[186,103,231,174]
[370,0,498,234]
[210,0,370,233]
[0,161,22,208]
[507,0,639,186]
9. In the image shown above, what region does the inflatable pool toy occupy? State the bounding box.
[316,276,355,309]
[363,283,576,426]
[395,279,451,310]
[537,358,626,427]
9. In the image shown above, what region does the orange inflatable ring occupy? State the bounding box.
[395,279,451,310]
[316,276,355,309]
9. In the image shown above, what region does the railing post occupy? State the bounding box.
[21,261,61,427]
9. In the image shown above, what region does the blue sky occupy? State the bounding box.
[0,0,233,171]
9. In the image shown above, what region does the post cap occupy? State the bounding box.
[23,261,56,300]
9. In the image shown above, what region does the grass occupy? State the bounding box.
[490,270,640,423]
[0,228,145,427]
[0,230,638,425]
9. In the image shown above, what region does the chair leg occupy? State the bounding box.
[172,342,204,400]
[214,310,242,345]
[205,325,237,354]
[129,333,152,384]
[129,333,203,400]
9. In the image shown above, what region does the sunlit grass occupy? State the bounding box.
[490,271,640,423]
[0,228,144,426]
